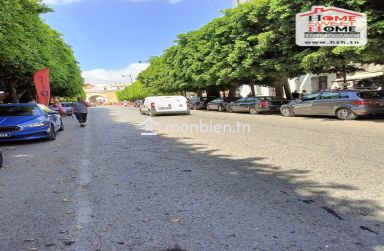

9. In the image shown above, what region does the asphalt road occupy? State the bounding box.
[0,106,383,251]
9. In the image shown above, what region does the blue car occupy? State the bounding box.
[0,103,64,142]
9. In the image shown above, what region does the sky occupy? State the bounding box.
[42,0,235,84]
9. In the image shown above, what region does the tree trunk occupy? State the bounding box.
[228,86,237,97]
[196,90,203,97]
[283,78,292,99]
[273,80,284,98]
[206,86,220,97]
[249,79,256,96]
[342,64,347,88]
[273,79,291,99]
[8,84,19,103]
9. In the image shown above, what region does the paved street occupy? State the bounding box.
[0,106,383,251]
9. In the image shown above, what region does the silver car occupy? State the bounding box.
[280,90,384,120]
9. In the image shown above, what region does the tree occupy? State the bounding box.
[0,0,84,103]
[116,81,154,101]
[137,0,384,98]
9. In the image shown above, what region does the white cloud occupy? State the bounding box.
[43,0,82,4]
[82,63,149,84]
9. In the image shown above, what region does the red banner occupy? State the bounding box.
[33,68,50,106]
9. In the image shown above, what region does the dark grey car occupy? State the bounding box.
[227,96,290,114]
[280,90,384,120]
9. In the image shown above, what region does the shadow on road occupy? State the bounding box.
[99,107,384,250]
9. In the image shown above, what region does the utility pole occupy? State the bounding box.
[122,74,133,84]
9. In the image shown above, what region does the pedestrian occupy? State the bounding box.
[123,100,128,107]
[54,96,66,116]
[291,90,300,99]
[300,90,307,97]
[72,97,91,127]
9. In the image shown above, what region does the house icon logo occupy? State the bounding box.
[296,6,367,46]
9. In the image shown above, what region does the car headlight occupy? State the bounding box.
[22,121,48,128]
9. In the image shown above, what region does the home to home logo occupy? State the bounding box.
[296,6,367,46]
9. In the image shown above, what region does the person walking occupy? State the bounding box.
[72,97,91,127]
[54,96,67,116]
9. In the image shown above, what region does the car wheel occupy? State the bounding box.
[47,125,56,141]
[59,119,64,131]
[281,107,294,117]
[250,108,258,115]
[336,108,357,120]
[227,106,233,113]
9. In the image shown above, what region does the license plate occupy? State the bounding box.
[158,107,171,110]
[0,133,10,138]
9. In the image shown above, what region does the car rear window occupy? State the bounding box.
[358,91,384,99]
[0,106,41,116]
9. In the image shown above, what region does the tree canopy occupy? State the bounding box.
[138,0,384,96]
[116,81,154,101]
[0,0,84,102]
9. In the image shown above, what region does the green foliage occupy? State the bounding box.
[138,0,384,94]
[0,0,84,101]
[116,81,155,101]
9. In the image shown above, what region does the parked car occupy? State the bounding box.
[0,103,63,142]
[226,96,290,114]
[139,96,190,116]
[280,90,384,120]
[61,102,74,115]
[206,97,239,112]
[190,96,217,110]
[252,96,291,114]
[134,100,143,107]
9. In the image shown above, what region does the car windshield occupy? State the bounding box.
[358,91,384,99]
[61,102,73,107]
[0,106,42,116]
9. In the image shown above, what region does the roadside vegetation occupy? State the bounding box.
[116,81,154,101]
[0,0,84,103]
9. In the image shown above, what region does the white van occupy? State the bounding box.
[139,96,190,116]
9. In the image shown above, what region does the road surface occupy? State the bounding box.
[0,106,383,250]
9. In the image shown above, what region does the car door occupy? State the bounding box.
[311,91,340,115]
[213,99,222,110]
[238,97,254,112]
[292,93,320,115]
[229,98,245,112]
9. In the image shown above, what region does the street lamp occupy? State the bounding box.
[122,74,133,83]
